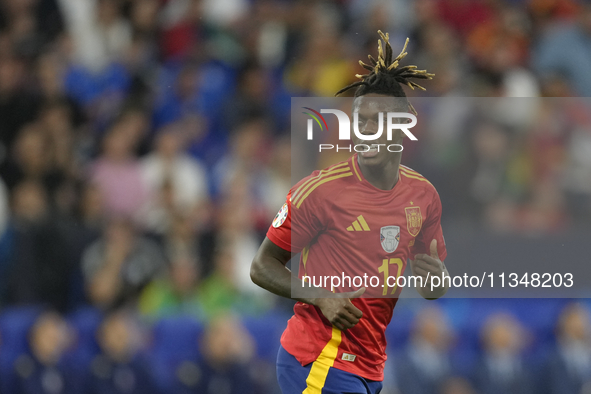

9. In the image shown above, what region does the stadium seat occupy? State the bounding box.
[241,313,289,363]
[0,306,43,359]
[0,306,43,393]
[149,316,204,391]
[385,301,417,352]
[65,307,103,366]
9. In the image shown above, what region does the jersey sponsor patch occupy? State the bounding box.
[272,203,289,228]
[341,353,356,362]
[380,226,400,253]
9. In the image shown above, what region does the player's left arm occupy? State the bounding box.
[409,188,449,300]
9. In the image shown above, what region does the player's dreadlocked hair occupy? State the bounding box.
[335,31,434,115]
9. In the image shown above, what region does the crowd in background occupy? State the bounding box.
[0,0,590,393]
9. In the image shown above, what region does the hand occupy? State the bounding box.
[315,287,365,331]
[410,239,444,285]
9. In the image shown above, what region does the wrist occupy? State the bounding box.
[311,297,323,307]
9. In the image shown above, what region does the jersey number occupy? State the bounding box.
[378,258,403,295]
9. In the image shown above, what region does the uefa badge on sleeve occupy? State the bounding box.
[272,203,289,228]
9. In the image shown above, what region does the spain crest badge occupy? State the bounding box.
[404,206,422,237]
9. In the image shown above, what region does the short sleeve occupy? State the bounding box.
[266,186,325,254]
[409,189,447,262]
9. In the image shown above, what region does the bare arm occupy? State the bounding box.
[250,237,364,330]
[250,237,325,304]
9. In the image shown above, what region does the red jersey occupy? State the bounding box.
[266,154,447,381]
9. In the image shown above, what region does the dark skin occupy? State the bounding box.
[250,94,448,331]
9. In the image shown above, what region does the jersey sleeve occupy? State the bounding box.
[410,189,447,261]
[266,181,326,254]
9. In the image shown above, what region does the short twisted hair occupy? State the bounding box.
[336,31,434,114]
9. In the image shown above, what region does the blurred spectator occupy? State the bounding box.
[213,117,271,222]
[115,107,151,156]
[129,0,159,38]
[191,314,257,394]
[542,303,591,394]
[1,124,65,197]
[140,124,209,234]
[0,55,38,153]
[286,22,355,96]
[199,246,269,319]
[261,136,292,219]
[395,306,457,394]
[437,0,494,37]
[438,376,476,394]
[562,109,591,228]
[75,183,106,242]
[222,63,289,132]
[473,313,533,394]
[38,99,82,215]
[466,4,532,79]
[35,52,74,104]
[84,309,157,394]
[66,183,107,309]
[465,122,516,229]
[534,3,591,96]
[157,213,203,278]
[152,64,206,130]
[348,0,416,38]
[0,176,7,238]
[0,0,64,56]
[81,219,165,310]
[139,249,204,321]
[90,121,147,220]
[414,22,467,96]
[216,184,273,302]
[159,0,205,61]
[38,100,76,175]
[5,180,74,312]
[57,0,131,72]
[8,311,73,394]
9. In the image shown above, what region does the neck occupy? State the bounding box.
[357,154,401,190]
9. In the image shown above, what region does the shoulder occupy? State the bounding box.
[399,165,438,195]
[290,159,356,209]
[399,165,442,213]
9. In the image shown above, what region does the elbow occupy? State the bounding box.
[250,257,262,287]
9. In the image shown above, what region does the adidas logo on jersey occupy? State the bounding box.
[346,215,370,231]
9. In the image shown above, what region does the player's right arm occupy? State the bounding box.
[250,188,364,331]
[250,239,364,330]
[250,236,318,304]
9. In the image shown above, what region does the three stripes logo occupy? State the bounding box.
[347,215,371,232]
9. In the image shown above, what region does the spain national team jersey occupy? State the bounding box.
[267,153,447,382]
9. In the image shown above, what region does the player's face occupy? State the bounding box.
[352,94,406,167]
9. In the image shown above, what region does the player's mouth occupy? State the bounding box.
[359,144,380,158]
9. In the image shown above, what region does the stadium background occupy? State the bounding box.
[0,0,590,393]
